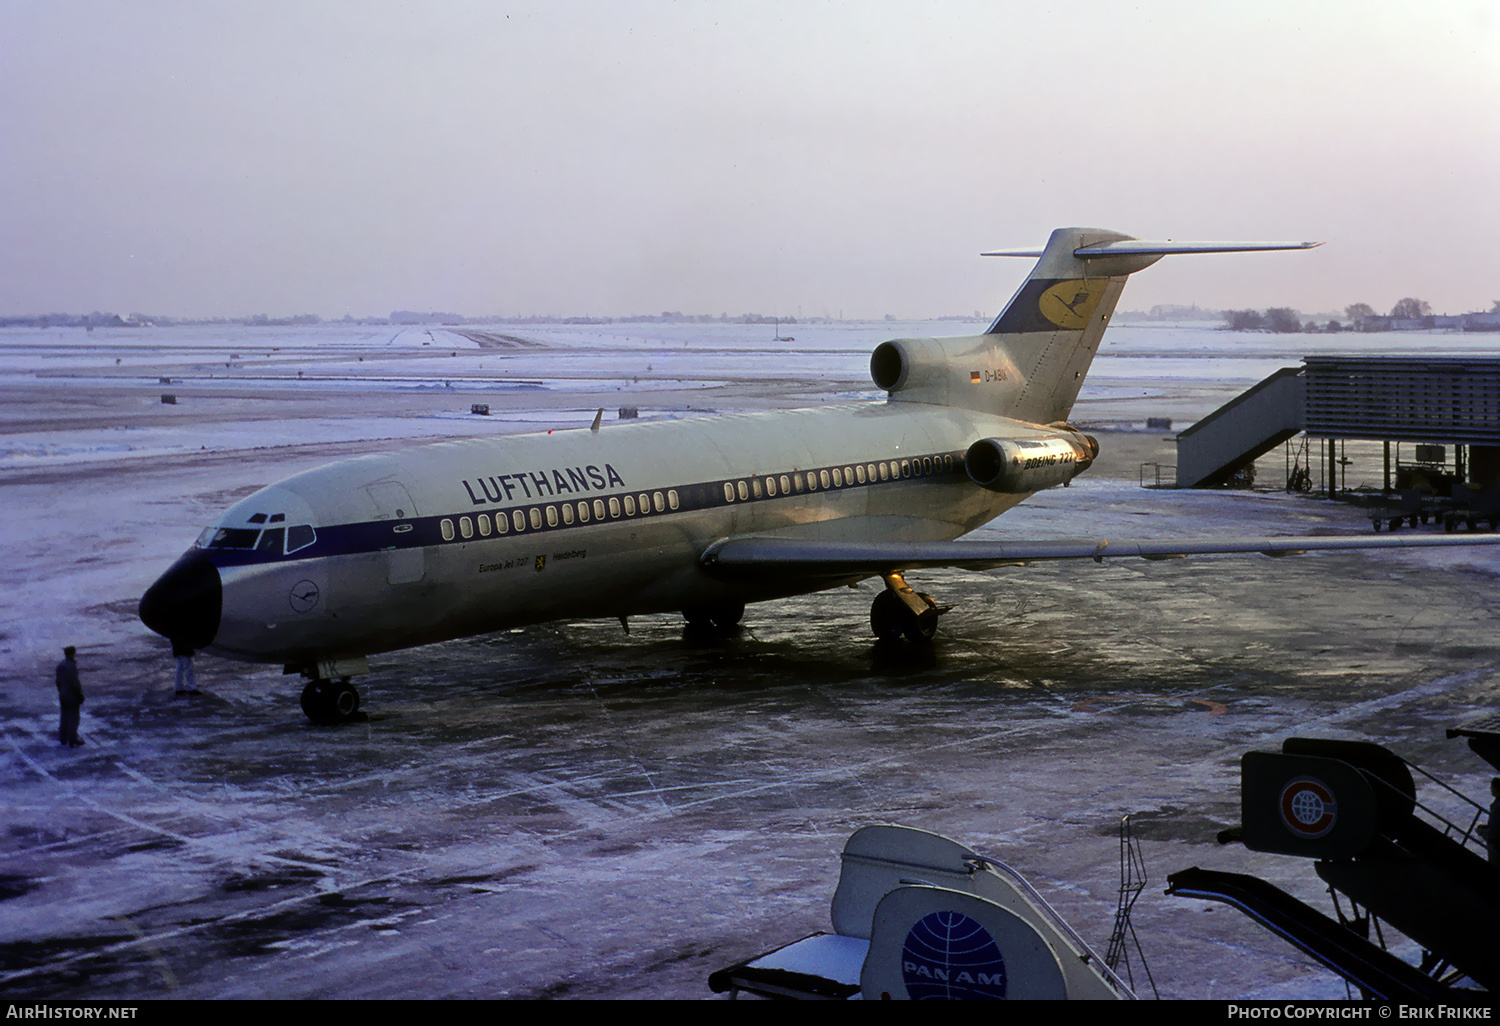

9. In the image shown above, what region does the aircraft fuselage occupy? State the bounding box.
[159,398,1049,666]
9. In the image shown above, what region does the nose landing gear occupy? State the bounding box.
[300,677,361,724]
[293,657,370,724]
[871,572,948,644]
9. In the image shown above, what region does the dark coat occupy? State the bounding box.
[55,658,83,708]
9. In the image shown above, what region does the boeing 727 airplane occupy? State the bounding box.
[138,227,1500,722]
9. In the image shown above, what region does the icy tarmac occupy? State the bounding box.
[2,321,1498,999]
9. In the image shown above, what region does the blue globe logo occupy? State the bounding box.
[901,910,1008,999]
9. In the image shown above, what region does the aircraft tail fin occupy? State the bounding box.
[981,229,1319,424]
[871,229,1317,424]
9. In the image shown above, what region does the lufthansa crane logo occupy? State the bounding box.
[1279,776,1338,838]
[289,580,320,614]
[1038,280,1107,329]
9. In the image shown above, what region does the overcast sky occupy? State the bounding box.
[3,1,1497,320]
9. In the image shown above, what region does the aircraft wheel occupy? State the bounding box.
[683,602,744,633]
[300,680,338,725]
[710,602,745,630]
[1371,519,1382,532]
[903,614,937,644]
[870,591,910,643]
[331,678,360,720]
[906,593,939,644]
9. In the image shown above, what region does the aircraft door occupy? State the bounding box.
[365,479,424,585]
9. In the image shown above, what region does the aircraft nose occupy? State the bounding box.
[139,552,221,650]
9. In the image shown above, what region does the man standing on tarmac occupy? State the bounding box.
[55,646,83,747]
[172,639,201,696]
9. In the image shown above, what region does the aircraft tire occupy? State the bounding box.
[300,680,337,724]
[684,602,744,633]
[709,602,745,630]
[870,591,908,643]
[332,679,360,720]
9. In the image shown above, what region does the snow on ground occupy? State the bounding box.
[1,320,1498,1000]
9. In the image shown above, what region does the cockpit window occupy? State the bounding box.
[209,528,261,550]
[256,528,285,553]
[285,524,316,554]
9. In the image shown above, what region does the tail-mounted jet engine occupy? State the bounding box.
[964,433,1097,493]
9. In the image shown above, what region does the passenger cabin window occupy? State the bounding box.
[495,512,508,534]
[780,474,790,493]
[856,465,867,484]
[765,477,776,497]
[286,524,316,554]
[624,495,636,516]
[594,499,605,520]
[832,468,843,487]
[820,470,831,489]
[751,478,762,499]
[723,482,735,502]
[441,519,455,542]
[578,501,589,523]
[513,510,526,532]
[529,508,542,530]
[546,506,559,527]
[478,514,492,537]
[653,491,665,512]
[668,490,679,510]
[609,497,622,518]
[560,503,574,525]
[256,528,284,554]
[638,493,650,513]
[878,463,889,481]
[460,516,474,539]
[737,481,748,501]
[901,460,911,477]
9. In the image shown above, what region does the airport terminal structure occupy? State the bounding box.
[1177,357,1500,525]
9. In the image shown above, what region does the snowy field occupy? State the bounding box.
[2,320,1498,1000]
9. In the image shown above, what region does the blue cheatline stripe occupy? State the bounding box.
[203,451,968,568]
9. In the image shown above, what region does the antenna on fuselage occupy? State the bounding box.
[590,408,603,433]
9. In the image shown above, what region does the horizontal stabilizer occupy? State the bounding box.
[700,532,1500,579]
[983,240,1321,258]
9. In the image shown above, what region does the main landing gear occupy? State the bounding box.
[682,601,745,635]
[871,572,948,644]
[300,677,361,725]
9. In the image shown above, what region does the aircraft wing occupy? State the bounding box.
[699,533,1500,580]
